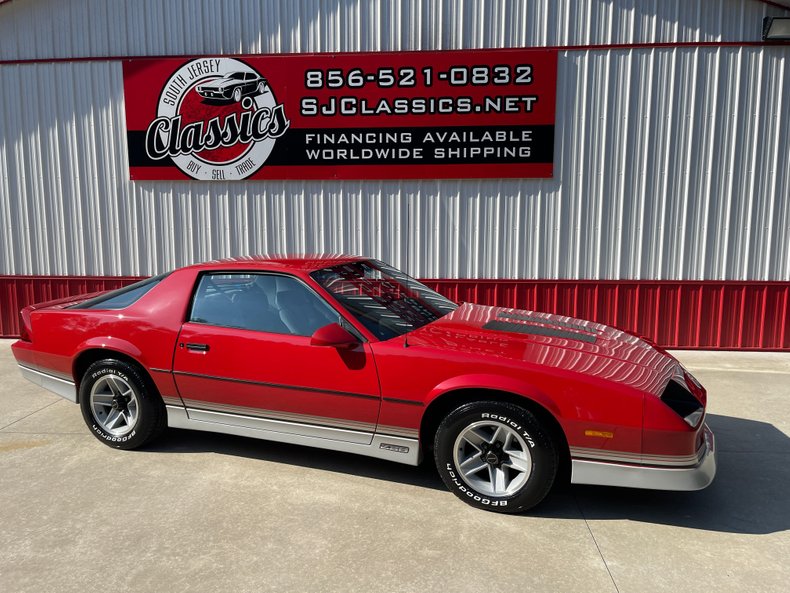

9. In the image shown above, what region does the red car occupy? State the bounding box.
[12,256,716,512]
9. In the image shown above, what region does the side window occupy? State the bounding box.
[71,274,169,310]
[190,274,247,329]
[271,275,340,337]
[189,273,338,337]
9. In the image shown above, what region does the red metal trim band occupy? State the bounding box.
[420,278,790,351]
[1,275,788,350]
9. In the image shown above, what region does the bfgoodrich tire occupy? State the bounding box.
[434,401,558,513]
[79,359,166,450]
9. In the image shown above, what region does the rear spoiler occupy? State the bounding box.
[16,291,108,342]
[23,291,107,311]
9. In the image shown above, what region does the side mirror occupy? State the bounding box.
[310,323,359,348]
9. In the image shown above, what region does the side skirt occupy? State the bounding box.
[166,406,422,466]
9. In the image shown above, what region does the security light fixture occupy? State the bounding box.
[763,17,790,41]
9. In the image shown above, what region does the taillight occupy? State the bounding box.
[18,311,31,342]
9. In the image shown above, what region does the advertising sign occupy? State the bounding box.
[123,49,557,181]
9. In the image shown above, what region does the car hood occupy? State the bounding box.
[199,79,235,90]
[407,303,678,395]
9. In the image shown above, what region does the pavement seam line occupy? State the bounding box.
[574,494,621,593]
[688,366,790,375]
[0,399,62,432]
[2,431,89,435]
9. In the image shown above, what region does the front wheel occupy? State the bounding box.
[79,359,166,450]
[434,401,558,513]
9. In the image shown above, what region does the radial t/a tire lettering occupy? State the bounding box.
[79,359,166,450]
[434,401,559,513]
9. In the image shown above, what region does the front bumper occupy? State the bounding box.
[571,423,717,491]
[197,89,230,99]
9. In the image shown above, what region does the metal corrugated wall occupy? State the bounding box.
[2,47,789,280]
[0,0,787,58]
[409,40,790,282]
[1,0,789,346]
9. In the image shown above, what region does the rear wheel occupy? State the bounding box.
[79,359,166,450]
[434,401,558,513]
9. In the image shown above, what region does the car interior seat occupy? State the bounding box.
[276,287,334,337]
[191,276,243,328]
[231,275,289,334]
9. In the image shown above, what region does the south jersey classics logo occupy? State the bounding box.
[144,58,290,180]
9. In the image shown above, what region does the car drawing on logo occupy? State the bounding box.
[11,256,716,513]
[195,71,266,102]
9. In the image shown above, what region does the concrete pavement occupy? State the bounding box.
[1,341,788,593]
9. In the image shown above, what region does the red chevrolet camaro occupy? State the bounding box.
[12,256,716,512]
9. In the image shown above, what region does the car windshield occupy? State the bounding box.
[228,72,245,80]
[311,260,458,340]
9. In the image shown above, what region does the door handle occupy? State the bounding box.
[185,342,210,352]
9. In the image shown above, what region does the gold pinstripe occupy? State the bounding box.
[376,425,420,439]
[182,398,377,433]
[569,445,704,467]
[180,398,421,438]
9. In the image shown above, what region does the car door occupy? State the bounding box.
[243,72,255,94]
[172,272,381,444]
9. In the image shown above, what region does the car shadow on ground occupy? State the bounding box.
[148,427,448,491]
[536,413,790,535]
[147,413,789,534]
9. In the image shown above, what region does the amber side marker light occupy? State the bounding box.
[585,430,614,439]
[763,17,790,41]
